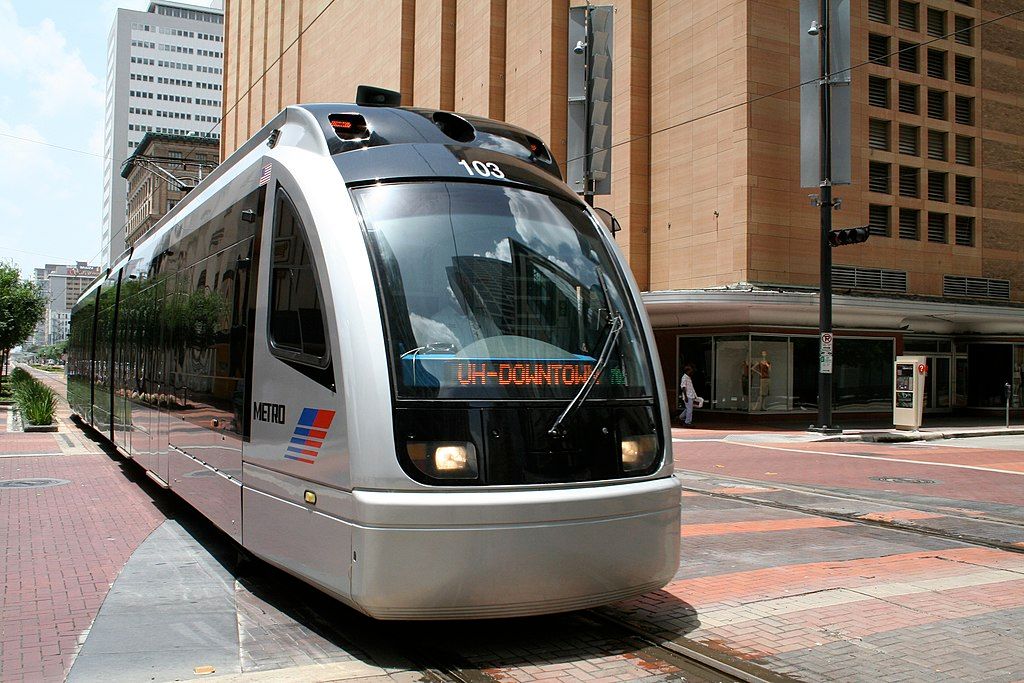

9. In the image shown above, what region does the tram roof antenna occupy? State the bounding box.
[356,85,402,107]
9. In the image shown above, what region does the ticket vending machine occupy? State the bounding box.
[894,355,928,430]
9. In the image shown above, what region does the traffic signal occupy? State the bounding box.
[828,227,870,247]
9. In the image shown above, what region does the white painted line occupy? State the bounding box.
[726,441,1024,476]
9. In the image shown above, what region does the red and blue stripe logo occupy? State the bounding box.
[284,407,336,464]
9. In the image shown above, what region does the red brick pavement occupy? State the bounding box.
[0,454,166,682]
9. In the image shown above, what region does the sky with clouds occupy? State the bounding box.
[0,0,162,279]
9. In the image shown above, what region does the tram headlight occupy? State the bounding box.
[621,434,658,472]
[406,441,478,479]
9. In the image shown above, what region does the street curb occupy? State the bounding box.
[819,427,1024,443]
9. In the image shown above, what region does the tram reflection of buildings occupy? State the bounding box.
[447,239,591,351]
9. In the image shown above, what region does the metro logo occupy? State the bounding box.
[283,408,336,464]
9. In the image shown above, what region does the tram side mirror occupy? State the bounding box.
[593,207,621,238]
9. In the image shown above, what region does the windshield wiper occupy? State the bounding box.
[548,272,624,438]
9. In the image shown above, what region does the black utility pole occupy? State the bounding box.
[582,3,594,207]
[816,0,835,430]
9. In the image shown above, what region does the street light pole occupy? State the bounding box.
[582,3,594,208]
[816,0,835,430]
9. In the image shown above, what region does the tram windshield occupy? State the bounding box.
[354,182,654,400]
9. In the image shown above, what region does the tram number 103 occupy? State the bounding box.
[457,159,506,179]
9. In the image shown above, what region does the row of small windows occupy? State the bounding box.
[868,161,975,206]
[130,90,154,99]
[130,73,153,82]
[867,76,974,124]
[197,81,222,91]
[195,114,219,123]
[160,43,195,55]
[154,6,223,23]
[868,35,974,85]
[197,33,223,43]
[196,98,221,107]
[197,65,222,75]
[868,119,974,165]
[128,124,153,132]
[157,110,192,120]
[157,77,192,87]
[131,57,155,66]
[197,49,222,58]
[868,0,975,46]
[157,93,192,103]
[868,205,974,246]
[128,107,153,116]
[131,40,155,49]
[154,128,219,138]
[158,60,193,71]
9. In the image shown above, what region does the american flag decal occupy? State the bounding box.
[284,408,336,464]
[259,162,272,186]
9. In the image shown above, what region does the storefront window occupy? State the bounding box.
[1015,346,1024,408]
[715,336,749,411]
[792,337,819,411]
[833,338,894,410]
[750,337,791,411]
[968,344,1012,407]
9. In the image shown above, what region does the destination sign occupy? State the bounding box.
[453,361,598,387]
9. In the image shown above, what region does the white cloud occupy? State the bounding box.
[0,1,104,118]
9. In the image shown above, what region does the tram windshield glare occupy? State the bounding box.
[354,182,654,400]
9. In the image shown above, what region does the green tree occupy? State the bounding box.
[0,262,46,394]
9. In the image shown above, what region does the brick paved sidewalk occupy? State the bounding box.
[0,454,166,681]
[604,490,1024,682]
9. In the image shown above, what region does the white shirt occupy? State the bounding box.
[680,373,696,400]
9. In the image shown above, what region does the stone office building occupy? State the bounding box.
[218,0,1024,418]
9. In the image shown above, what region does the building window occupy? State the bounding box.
[955,215,974,246]
[898,1,919,30]
[899,208,920,240]
[926,8,945,37]
[869,34,890,64]
[928,171,947,202]
[869,204,891,236]
[927,89,946,119]
[927,49,946,79]
[927,130,947,161]
[955,136,974,165]
[869,119,891,150]
[954,95,974,125]
[869,76,890,108]
[898,41,919,72]
[955,176,974,206]
[869,161,891,193]
[898,82,919,113]
[899,166,920,197]
[954,55,973,85]
[898,125,919,155]
[927,212,948,243]
[868,0,889,23]
[954,15,973,45]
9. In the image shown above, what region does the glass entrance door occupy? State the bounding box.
[923,355,952,412]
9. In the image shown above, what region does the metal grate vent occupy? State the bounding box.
[944,276,1010,300]
[834,266,908,293]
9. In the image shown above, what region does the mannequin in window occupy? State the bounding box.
[751,351,771,411]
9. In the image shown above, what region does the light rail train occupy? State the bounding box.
[67,88,680,619]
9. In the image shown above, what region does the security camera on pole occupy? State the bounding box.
[801,0,862,434]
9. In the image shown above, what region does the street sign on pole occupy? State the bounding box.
[820,332,833,374]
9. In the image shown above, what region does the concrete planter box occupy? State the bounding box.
[7,408,57,433]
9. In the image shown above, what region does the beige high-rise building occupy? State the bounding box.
[221,0,1024,418]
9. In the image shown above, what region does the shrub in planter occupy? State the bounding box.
[9,367,32,390]
[14,379,56,426]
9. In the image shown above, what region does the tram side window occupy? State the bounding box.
[268,193,329,366]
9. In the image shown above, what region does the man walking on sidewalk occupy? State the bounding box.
[679,364,697,427]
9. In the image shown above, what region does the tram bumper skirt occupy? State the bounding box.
[351,476,681,620]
